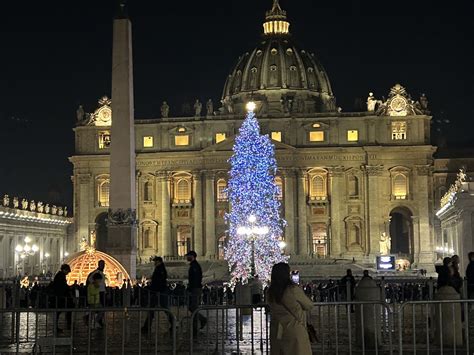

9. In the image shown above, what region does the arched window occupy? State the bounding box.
[348,175,359,197]
[216,179,228,202]
[310,175,326,200]
[275,176,283,200]
[393,174,408,199]
[144,181,153,201]
[98,181,110,207]
[176,179,191,201]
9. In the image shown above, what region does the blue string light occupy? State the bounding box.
[224,109,288,285]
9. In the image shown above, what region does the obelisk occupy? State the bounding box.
[107,2,137,278]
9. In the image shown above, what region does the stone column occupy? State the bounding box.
[205,172,216,258]
[364,165,384,257]
[283,169,296,255]
[296,170,308,256]
[414,165,434,266]
[193,171,204,256]
[159,172,172,257]
[107,8,137,277]
[329,166,344,256]
[76,174,91,252]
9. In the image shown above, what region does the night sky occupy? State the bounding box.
[1,0,473,209]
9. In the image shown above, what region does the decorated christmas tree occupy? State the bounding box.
[225,102,288,285]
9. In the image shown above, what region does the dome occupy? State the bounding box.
[65,249,130,287]
[221,0,336,115]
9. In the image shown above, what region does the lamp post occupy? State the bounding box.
[15,237,39,276]
[237,215,269,277]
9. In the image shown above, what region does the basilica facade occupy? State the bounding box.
[71,1,454,269]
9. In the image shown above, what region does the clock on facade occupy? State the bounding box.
[95,106,112,126]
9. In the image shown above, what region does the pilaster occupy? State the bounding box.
[193,171,204,256]
[296,169,308,256]
[205,171,216,258]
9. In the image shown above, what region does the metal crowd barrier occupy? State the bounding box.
[0,307,177,355]
[3,299,474,354]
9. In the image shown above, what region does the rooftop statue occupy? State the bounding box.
[13,197,19,209]
[206,99,214,116]
[76,105,85,122]
[3,194,9,207]
[194,99,202,117]
[161,101,170,118]
[45,204,50,214]
[29,200,36,212]
[37,201,44,213]
[367,92,377,112]
[21,199,28,210]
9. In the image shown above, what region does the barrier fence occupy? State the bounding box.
[2,300,474,354]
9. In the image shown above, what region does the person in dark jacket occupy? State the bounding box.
[451,255,463,294]
[186,251,207,336]
[141,257,172,335]
[466,252,474,298]
[437,257,453,289]
[53,264,72,333]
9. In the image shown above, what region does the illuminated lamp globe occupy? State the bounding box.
[32,244,39,252]
[248,215,257,223]
[15,245,23,253]
[279,241,287,249]
[24,237,31,244]
[246,101,256,112]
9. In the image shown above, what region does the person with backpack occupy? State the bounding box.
[53,264,72,333]
[85,260,106,327]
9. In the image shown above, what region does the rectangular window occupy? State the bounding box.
[175,135,189,146]
[392,121,407,140]
[347,130,359,142]
[143,136,154,148]
[271,131,282,142]
[98,131,111,149]
[215,133,226,144]
[309,131,324,142]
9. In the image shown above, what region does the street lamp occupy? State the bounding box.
[15,237,39,275]
[237,215,269,277]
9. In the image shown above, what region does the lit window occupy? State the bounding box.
[347,130,359,142]
[217,179,228,202]
[215,133,226,144]
[310,175,326,200]
[143,136,154,148]
[98,180,110,207]
[144,229,152,248]
[392,121,407,140]
[178,127,186,133]
[311,223,327,257]
[177,226,191,257]
[175,178,191,201]
[309,131,324,142]
[393,174,408,199]
[271,131,282,142]
[175,135,189,146]
[98,131,111,149]
[275,177,283,200]
[312,123,321,128]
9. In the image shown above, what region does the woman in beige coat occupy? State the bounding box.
[267,263,314,355]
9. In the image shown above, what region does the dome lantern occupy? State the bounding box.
[263,0,290,35]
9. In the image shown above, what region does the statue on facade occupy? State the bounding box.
[76,105,85,122]
[58,207,64,216]
[221,96,234,114]
[367,92,377,112]
[64,206,68,217]
[206,99,214,116]
[296,97,306,113]
[13,197,19,209]
[379,232,391,255]
[194,99,202,117]
[2,194,9,207]
[52,205,57,215]
[419,93,429,110]
[280,96,291,114]
[21,199,28,210]
[37,202,44,213]
[161,101,170,118]
[44,204,50,214]
[29,200,36,212]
